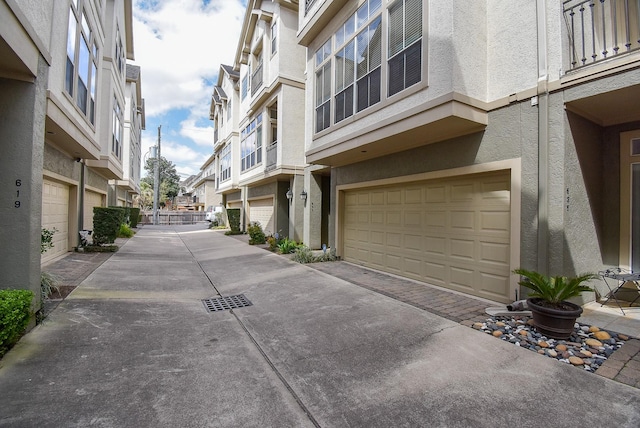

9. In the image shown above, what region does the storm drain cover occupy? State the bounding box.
[202,294,252,313]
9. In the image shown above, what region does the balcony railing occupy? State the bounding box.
[266,142,277,171]
[305,0,318,16]
[251,63,263,96]
[564,0,640,70]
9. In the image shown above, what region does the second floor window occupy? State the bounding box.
[241,73,249,100]
[220,144,231,182]
[388,0,422,97]
[315,40,332,133]
[271,21,278,55]
[241,114,263,171]
[66,1,99,125]
[112,95,123,159]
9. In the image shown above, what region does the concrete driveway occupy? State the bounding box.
[1,224,639,427]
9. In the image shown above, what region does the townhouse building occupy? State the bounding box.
[1,0,142,302]
[211,0,307,239]
[297,0,640,304]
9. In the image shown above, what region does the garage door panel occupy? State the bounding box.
[451,183,474,201]
[479,272,510,300]
[249,198,275,234]
[405,187,422,204]
[450,211,475,231]
[480,241,510,266]
[343,170,512,303]
[42,179,69,263]
[450,239,475,260]
[480,211,510,233]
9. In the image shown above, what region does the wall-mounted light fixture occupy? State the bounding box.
[300,190,307,202]
[286,188,293,201]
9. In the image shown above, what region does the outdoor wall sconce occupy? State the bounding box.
[300,190,307,202]
[286,188,293,201]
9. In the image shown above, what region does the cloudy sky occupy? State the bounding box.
[131,0,247,179]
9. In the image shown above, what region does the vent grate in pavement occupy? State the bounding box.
[202,294,253,313]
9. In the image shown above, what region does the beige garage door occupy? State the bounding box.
[83,190,104,231]
[248,198,274,235]
[343,171,511,303]
[42,179,70,263]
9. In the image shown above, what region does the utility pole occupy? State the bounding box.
[153,125,161,225]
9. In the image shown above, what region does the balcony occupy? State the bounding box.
[563,0,640,70]
[305,0,319,16]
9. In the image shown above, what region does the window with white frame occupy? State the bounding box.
[335,0,382,122]
[227,98,232,121]
[241,73,249,100]
[66,0,99,124]
[271,21,278,55]
[115,26,125,77]
[313,0,423,134]
[220,144,231,182]
[315,39,332,132]
[112,95,123,159]
[388,0,422,96]
[241,114,263,171]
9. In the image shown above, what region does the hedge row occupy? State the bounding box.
[0,289,33,358]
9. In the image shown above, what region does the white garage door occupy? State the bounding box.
[83,190,104,231]
[343,171,512,303]
[42,179,69,263]
[249,198,274,235]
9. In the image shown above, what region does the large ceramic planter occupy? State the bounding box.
[526,298,583,340]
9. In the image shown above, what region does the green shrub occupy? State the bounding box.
[118,223,135,238]
[40,272,60,301]
[129,207,141,228]
[247,222,266,245]
[41,227,57,254]
[227,209,241,233]
[277,237,300,254]
[292,246,315,263]
[0,289,34,358]
[93,207,125,245]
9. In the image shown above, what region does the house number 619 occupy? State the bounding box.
[15,179,22,208]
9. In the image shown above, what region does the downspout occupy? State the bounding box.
[536,0,550,275]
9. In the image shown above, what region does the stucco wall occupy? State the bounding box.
[0,58,48,308]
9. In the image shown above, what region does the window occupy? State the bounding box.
[66,1,99,124]
[220,144,231,182]
[251,52,263,96]
[115,27,125,76]
[356,15,381,112]
[271,21,278,55]
[388,0,422,97]
[227,99,232,121]
[315,40,332,132]
[112,95,123,159]
[241,114,263,171]
[241,73,249,100]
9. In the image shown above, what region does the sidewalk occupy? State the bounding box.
[2,224,639,427]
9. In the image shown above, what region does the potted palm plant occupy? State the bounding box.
[513,268,599,340]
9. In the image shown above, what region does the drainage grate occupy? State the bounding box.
[202,294,253,313]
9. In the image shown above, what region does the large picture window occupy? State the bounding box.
[112,95,123,159]
[315,40,332,133]
[241,114,263,171]
[220,144,231,182]
[388,0,422,97]
[66,1,99,124]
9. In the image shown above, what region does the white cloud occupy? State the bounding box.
[132,0,245,176]
[132,0,245,118]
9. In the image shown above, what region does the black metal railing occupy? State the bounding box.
[305,0,318,16]
[563,0,640,69]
